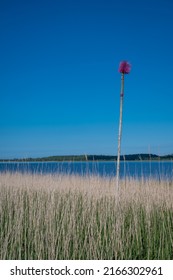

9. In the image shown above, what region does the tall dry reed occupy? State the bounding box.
[0,172,172,259]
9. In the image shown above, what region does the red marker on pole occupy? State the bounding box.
[116,61,131,190]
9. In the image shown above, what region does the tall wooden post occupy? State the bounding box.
[116,61,131,190]
[116,73,124,189]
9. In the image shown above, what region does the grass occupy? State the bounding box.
[0,172,173,259]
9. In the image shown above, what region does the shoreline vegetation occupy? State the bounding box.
[0,172,173,260]
[0,153,173,162]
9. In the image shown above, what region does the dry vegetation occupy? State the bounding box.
[0,172,173,259]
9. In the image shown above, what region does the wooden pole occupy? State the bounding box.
[116,73,124,189]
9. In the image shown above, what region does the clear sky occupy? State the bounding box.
[0,0,173,158]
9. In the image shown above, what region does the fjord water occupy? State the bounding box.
[0,161,172,180]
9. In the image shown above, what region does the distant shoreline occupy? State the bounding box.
[0,153,173,162]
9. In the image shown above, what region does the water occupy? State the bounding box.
[0,161,172,180]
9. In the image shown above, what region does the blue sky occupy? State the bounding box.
[0,0,173,158]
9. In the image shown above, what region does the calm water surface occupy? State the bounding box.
[0,161,172,180]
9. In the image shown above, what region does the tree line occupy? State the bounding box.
[1,153,173,162]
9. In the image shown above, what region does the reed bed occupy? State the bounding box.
[0,172,173,259]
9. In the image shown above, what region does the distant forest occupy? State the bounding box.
[1,154,173,162]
